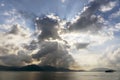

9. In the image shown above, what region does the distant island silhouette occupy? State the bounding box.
[90,68,116,73]
[0,65,85,72]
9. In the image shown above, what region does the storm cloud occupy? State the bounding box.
[69,0,113,33]
[32,40,75,68]
[35,16,61,40]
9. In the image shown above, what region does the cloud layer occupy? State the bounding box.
[0,0,120,70]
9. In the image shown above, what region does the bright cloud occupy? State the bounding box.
[110,9,120,19]
[99,1,117,12]
[61,0,65,3]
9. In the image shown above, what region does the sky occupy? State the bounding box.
[0,0,120,70]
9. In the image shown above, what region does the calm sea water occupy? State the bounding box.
[0,72,119,80]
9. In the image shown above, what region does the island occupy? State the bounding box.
[0,65,85,72]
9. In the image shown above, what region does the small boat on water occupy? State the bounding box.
[105,70,116,73]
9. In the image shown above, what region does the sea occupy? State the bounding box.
[0,72,119,80]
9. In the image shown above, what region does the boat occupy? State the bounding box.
[105,70,116,73]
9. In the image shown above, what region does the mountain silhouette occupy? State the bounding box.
[0,65,85,72]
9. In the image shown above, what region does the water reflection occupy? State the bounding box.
[0,72,119,80]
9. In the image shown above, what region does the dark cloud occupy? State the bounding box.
[69,0,112,32]
[32,41,58,59]
[39,52,74,68]
[17,50,32,63]
[7,24,28,37]
[23,40,38,50]
[75,43,89,49]
[0,50,32,66]
[32,41,75,68]
[0,46,9,55]
[8,24,19,35]
[0,55,23,66]
[35,16,61,40]
[32,16,75,68]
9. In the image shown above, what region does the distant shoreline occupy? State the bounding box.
[0,65,85,72]
[0,65,117,72]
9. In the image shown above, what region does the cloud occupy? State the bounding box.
[1,8,36,31]
[88,0,95,2]
[68,0,105,33]
[32,14,77,68]
[107,23,120,33]
[68,0,115,33]
[61,31,113,48]
[70,15,103,33]
[32,41,58,59]
[32,41,75,68]
[0,0,119,70]
[8,25,19,34]
[0,3,5,7]
[115,23,120,30]
[111,48,120,67]
[23,40,38,50]
[70,49,101,69]
[7,24,31,37]
[61,0,65,3]
[0,51,32,66]
[75,43,89,49]
[100,45,120,69]
[0,46,9,56]
[99,1,117,12]
[61,27,116,69]
[109,9,120,19]
[0,14,76,68]
[35,15,61,40]
[0,24,33,66]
